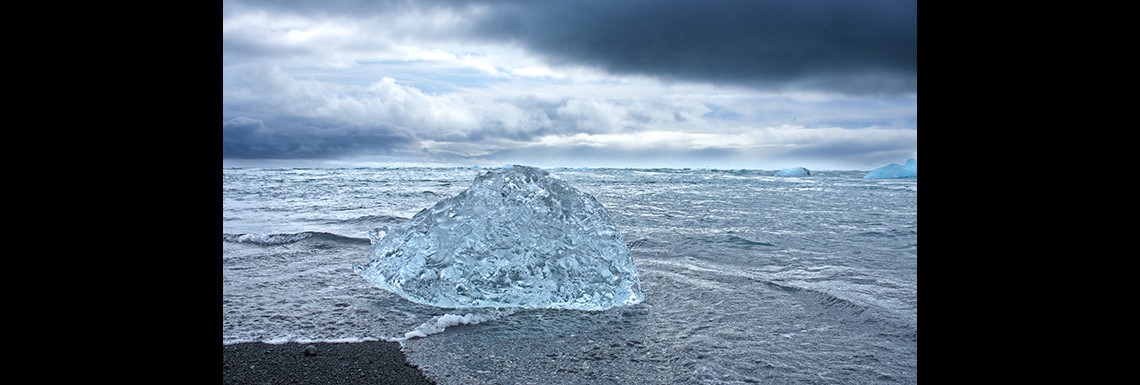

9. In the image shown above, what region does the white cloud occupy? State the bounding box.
[224,65,479,133]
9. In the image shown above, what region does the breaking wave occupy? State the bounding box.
[223,231,370,246]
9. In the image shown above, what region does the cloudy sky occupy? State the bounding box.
[223,0,916,170]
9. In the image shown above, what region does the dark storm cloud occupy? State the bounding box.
[471,0,916,95]
[223,0,917,168]
[226,0,915,94]
[223,116,416,159]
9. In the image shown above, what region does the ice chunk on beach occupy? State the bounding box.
[353,165,644,311]
[775,167,811,177]
[864,159,917,179]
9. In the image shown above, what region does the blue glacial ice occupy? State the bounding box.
[774,167,811,177]
[864,158,917,179]
[353,165,644,311]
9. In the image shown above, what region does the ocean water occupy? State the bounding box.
[222,167,917,384]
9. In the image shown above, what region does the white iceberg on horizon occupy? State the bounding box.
[864,159,917,179]
[774,167,811,177]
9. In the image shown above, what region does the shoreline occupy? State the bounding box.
[223,340,435,385]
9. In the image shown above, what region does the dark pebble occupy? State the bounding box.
[223,341,435,385]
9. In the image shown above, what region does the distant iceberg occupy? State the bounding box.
[354,165,644,311]
[864,159,917,179]
[774,167,811,177]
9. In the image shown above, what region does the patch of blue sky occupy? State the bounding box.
[701,103,743,120]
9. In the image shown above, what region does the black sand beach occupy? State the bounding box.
[223,341,435,385]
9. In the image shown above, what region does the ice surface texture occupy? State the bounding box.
[354,165,644,311]
[864,159,917,179]
[775,167,811,177]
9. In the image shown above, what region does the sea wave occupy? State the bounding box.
[760,280,911,332]
[625,237,650,250]
[329,214,410,226]
[222,231,370,245]
[725,235,777,247]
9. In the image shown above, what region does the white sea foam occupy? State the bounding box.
[388,310,516,342]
